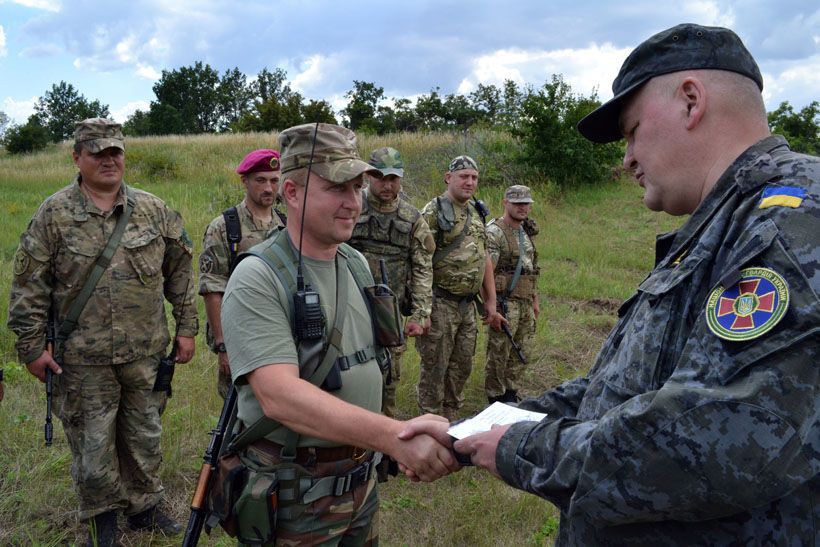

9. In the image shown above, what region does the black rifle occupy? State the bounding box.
[0,368,4,403]
[153,280,190,397]
[182,385,238,547]
[498,296,527,364]
[44,306,57,446]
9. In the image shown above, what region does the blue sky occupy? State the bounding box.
[1,0,818,126]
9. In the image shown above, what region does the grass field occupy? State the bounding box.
[0,131,682,546]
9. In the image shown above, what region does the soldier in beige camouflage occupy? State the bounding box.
[6,118,198,547]
[485,185,540,404]
[199,149,284,399]
[349,146,434,418]
[416,156,506,419]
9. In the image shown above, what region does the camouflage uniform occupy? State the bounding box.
[349,187,434,417]
[7,178,198,520]
[416,193,488,416]
[485,214,539,400]
[496,136,820,545]
[199,200,283,397]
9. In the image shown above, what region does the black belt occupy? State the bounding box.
[433,286,476,303]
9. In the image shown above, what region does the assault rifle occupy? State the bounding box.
[498,296,527,364]
[182,385,238,547]
[44,306,56,446]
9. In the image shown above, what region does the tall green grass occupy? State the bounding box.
[0,130,682,545]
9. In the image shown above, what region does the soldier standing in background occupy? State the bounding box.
[485,185,540,404]
[416,155,505,419]
[199,149,285,398]
[7,118,198,546]
[349,146,434,418]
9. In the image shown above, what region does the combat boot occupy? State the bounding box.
[501,389,521,404]
[126,505,182,536]
[86,510,119,547]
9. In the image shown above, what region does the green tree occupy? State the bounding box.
[301,99,337,125]
[768,100,820,155]
[469,83,502,125]
[342,80,384,132]
[2,115,50,154]
[0,110,10,139]
[252,67,291,103]
[414,87,447,130]
[151,61,221,133]
[442,93,477,127]
[500,79,525,128]
[33,81,109,142]
[218,67,254,131]
[122,109,152,136]
[513,74,621,187]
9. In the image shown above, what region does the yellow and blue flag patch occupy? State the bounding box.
[758,185,806,209]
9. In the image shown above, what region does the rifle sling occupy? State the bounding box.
[506,226,526,296]
[56,185,136,342]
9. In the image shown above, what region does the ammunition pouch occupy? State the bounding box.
[495,272,538,300]
[207,452,248,538]
[364,285,404,348]
[234,465,280,545]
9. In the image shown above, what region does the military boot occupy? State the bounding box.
[86,510,119,547]
[126,505,182,536]
[501,389,521,404]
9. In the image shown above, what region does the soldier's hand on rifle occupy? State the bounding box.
[405,321,425,337]
[175,336,195,364]
[483,309,507,332]
[217,351,231,376]
[26,350,62,382]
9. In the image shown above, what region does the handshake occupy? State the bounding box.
[385,414,513,482]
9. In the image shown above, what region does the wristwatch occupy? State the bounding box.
[212,342,227,354]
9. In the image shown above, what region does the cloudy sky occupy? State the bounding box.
[1,0,818,125]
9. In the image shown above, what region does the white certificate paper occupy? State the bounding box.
[447,402,548,440]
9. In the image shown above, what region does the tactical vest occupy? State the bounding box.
[349,196,419,309]
[491,217,539,300]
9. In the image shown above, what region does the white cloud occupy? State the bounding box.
[135,63,160,80]
[20,43,62,57]
[290,55,330,93]
[0,25,6,57]
[761,54,820,109]
[2,96,38,124]
[8,0,61,11]
[110,100,150,124]
[685,1,735,27]
[458,43,633,101]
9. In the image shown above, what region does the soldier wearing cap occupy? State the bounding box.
[402,23,820,545]
[348,146,434,418]
[199,149,285,399]
[220,123,458,544]
[7,117,198,545]
[416,155,505,419]
[484,185,540,404]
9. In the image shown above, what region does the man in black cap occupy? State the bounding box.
[401,24,819,545]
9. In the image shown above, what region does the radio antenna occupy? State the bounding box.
[296,121,320,291]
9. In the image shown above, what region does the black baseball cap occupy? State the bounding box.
[577,23,763,143]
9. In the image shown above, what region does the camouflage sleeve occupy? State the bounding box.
[516,376,590,416]
[486,223,504,266]
[497,274,818,527]
[198,216,231,295]
[7,210,54,364]
[161,209,199,337]
[420,200,439,243]
[408,215,435,323]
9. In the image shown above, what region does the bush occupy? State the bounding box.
[1,117,50,155]
[513,75,622,187]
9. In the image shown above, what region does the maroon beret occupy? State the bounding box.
[236,149,281,175]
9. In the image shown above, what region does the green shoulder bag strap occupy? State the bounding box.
[432,199,473,266]
[56,185,136,343]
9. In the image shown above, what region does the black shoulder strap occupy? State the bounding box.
[222,206,242,275]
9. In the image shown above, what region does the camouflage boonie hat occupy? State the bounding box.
[278,123,381,184]
[578,24,763,143]
[368,146,404,177]
[505,185,534,203]
[74,118,124,153]
[448,155,478,173]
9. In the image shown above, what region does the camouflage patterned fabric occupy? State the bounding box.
[485,218,539,399]
[239,446,379,546]
[279,123,381,183]
[349,188,434,417]
[199,201,283,398]
[496,137,820,545]
[7,178,197,520]
[416,194,488,416]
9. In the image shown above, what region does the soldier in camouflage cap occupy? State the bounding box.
[7,117,198,545]
[484,184,540,404]
[404,23,820,545]
[199,149,285,399]
[221,123,459,544]
[416,155,505,419]
[349,146,435,420]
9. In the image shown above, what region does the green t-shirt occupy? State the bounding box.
[221,250,383,447]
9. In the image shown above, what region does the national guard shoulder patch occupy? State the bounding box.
[13,248,30,276]
[758,185,806,209]
[199,254,214,274]
[705,267,789,341]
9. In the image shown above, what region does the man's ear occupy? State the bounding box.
[680,76,706,130]
[281,178,299,206]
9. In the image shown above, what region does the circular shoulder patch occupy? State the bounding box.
[199,254,214,274]
[13,249,31,276]
[705,267,789,341]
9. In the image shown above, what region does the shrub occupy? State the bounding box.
[2,117,50,155]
